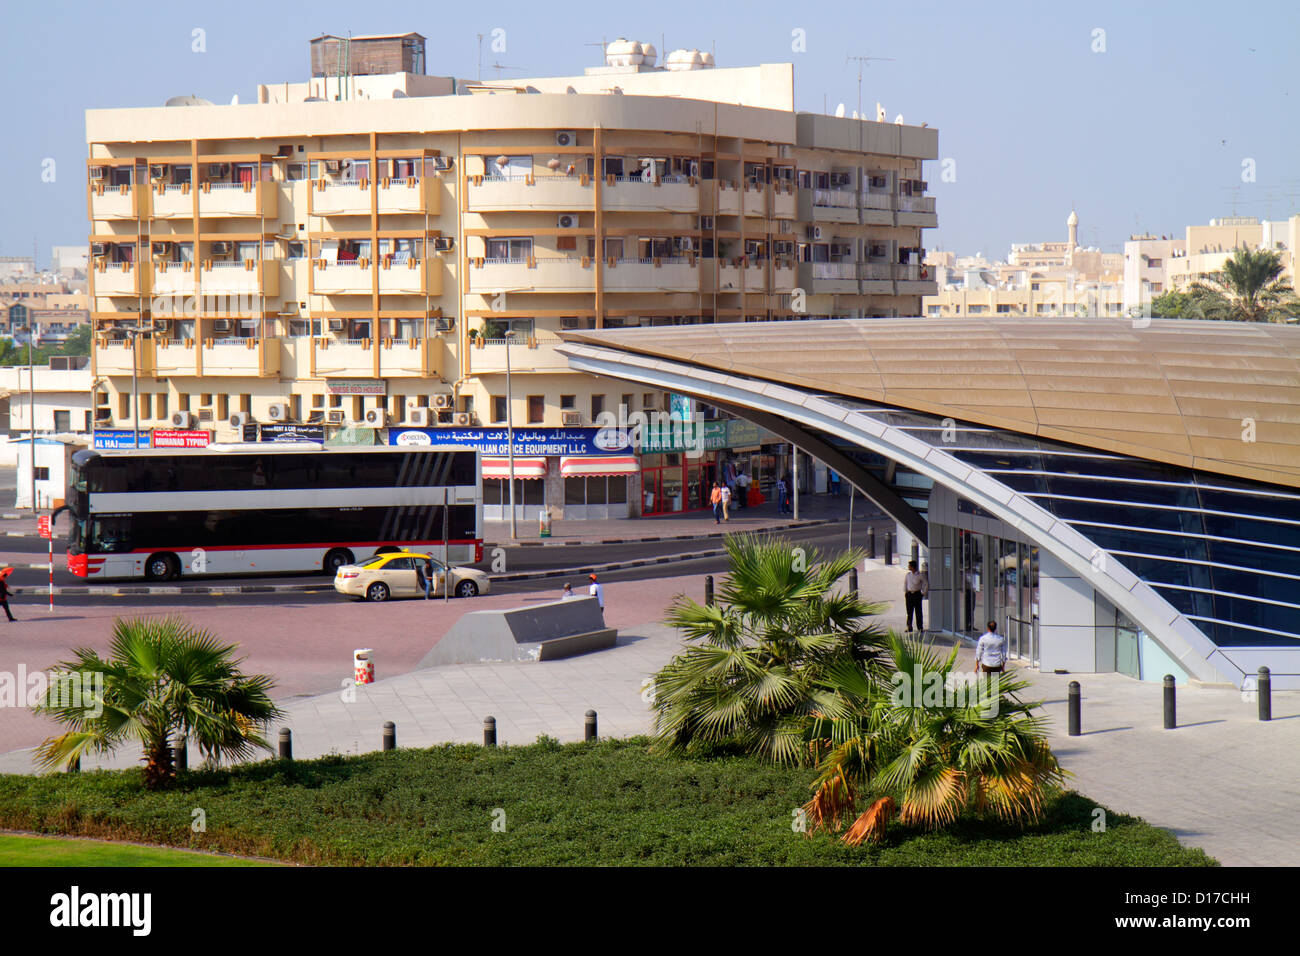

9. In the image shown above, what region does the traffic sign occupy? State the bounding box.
[37,515,51,539]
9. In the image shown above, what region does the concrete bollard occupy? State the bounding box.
[866,526,876,559]
[278,727,293,760]
[705,574,714,607]
[382,721,396,751]
[1258,666,1271,722]
[1163,675,1177,729]
[884,531,894,566]
[483,716,497,747]
[584,709,597,741]
[1067,681,1081,736]
[173,737,187,771]
[848,568,858,597]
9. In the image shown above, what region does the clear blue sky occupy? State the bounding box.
[3,0,1296,265]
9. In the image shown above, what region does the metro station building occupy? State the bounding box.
[559,317,1300,688]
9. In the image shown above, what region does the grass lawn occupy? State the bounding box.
[0,833,275,867]
[0,737,1215,866]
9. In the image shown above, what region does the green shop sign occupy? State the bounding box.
[640,419,729,453]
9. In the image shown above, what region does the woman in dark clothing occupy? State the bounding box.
[0,575,16,622]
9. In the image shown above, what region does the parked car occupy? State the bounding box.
[333,551,491,602]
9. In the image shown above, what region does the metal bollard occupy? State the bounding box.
[848,568,858,597]
[173,737,187,771]
[1067,681,1081,736]
[483,715,497,747]
[705,574,714,607]
[910,540,920,566]
[866,527,876,559]
[584,709,597,741]
[278,727,293,760]
[69,756,80,774]
[884,531,894,566]
[382,721,396,751]
[1258,666,1271,722]
[1163,675,1176,729]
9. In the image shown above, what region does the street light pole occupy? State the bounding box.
[27,327,35,514]
[131,330,139,449]
[504,330,517,540]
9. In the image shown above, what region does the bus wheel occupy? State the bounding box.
[365,582,390,602]
[323,549,354,575]
[146,553,179,582]
[455,579,479,598]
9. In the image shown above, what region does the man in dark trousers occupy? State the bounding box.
[904,560,928,633]
[421,556,436,599]
[0,573,16,622]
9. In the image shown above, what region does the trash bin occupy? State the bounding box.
[539,507,553,538]
[354,648,374,685]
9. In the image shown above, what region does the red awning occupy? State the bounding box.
[482,457,546,479]
[560,455,638,478]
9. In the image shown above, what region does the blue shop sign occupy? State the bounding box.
[388,426,630,456]
[93,430,151,450]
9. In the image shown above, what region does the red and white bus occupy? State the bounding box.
[65,445,482,580]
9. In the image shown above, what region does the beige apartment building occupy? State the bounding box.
[86,34,937,516]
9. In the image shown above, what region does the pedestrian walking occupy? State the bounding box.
[561,582,575,599]
[588,573,605,612]
[720,483,732,522]
[974,620,1006,674]
[710,482,723,524]
[775,476,788,514]
[904,560,929,633]
[0,571,15,623]
[735,470,750,510]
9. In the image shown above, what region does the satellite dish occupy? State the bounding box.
[230,94,239,106]
[894,114,904,124]
[851,110,859,120]
[565,86,577,94]
[875,102,886,122]
[164,94,214,107]
[525,86,540,93]
[392,89,407,98]
[834,103,845,118]
[303,96,324,102]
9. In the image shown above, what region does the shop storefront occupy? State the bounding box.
[638,420,728,515]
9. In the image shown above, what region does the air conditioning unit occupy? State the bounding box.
[327,318,345,332]
[556,214,577,229]
[153,318,172,334]
[324,160,342,174]
[432,393,454,409]
[408,407,431,426]
[151,164,168,180]
[561,410,582,426]
[91,242,107,256]
[211,241,232,256]
[679,237,694,251]
[229,411,251,429]
[434,317,455,332]
[554,130,577,147]
[807,225,824,240]
[432,236,455,252]
[89,166,104,181]
[268,402,290,421]
[432,156,453,171]
[171,411,196,428]
[364,408,386,426]
[453,412,473,426]
[213,319,232,333]
[326,409,345,424]
[197,407,214,423]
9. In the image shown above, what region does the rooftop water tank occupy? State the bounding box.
[664,48,704,71]
[699,51,715,68]
[640,43,658,68]
[606,38,644,67]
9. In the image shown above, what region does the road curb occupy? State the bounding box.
[486,515,847,548]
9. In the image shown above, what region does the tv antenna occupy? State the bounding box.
[845,54,894,120]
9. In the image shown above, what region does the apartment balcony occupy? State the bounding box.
[771,260,797,292]
[90,183,147,220]
[798,188,859,223]
[772,184,796,220]
[896,195,937,227]
[377,336,441,378]
[716,181,743,216]
[93,261,148,297]
[465,175,593,212]
[200,260,280,297]
[151,261,196,297]
[742,183,767,217]
[467,257,595,294]
[860,191,895,225]
[377,177,441,216]
[378,257,441,296]
[798,261,859,294]
[861,262,894,293]
[153,338,198,376]
[151,184,194,220]
[312,337,380,377]
[201,337,281,377]
[895,262,938,295]
[309,180,371,217]
[94,336,156,376]
[601,175,698,213]
[603,257,699,293]
[197,181,278,219]
[467,336,570,375]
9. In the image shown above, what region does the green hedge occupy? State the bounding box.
[0,738,1215,866]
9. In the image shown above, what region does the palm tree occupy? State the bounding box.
[1189,247,1299,323]
[35,616,282,789]
[803,631,1066,844]
[651,534,887,766]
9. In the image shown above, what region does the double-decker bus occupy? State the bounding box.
[65,445,482,580]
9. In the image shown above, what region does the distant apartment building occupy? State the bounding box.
[84,34,938,518]
[1122,234,1186,313]
[924,210,1124,318]
[0,257,35,282]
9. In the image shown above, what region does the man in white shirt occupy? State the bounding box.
[720,483,732,521]
[588,573,605,613]
[903,560,929,633]
[974,621,1006,673]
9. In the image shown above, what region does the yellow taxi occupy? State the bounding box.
[333,551,492,602]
